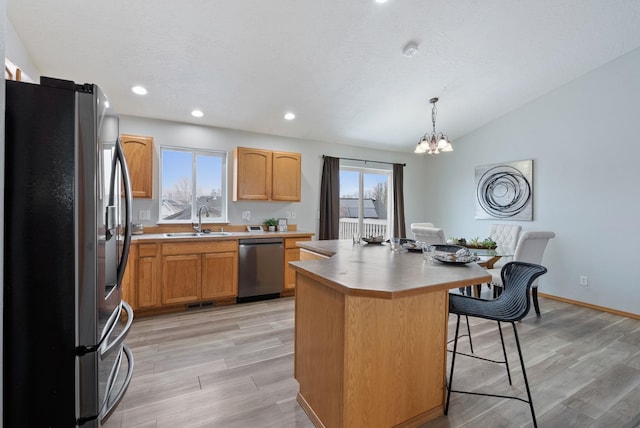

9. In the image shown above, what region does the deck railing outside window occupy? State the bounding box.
[339,218,388,240]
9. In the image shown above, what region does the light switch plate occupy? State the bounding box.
[139,210,151,220]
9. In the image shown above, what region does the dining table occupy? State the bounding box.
[290,239,492,428]
[454,246,514,297]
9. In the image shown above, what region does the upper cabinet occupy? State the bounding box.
[272,151,302,201]
[233,147,301,202]
[121,134,154,198]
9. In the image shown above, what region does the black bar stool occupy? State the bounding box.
[445,261,548,428]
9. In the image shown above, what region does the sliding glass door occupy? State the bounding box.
[339,166,392,240]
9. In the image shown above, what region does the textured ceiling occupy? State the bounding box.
[7,0,640,153]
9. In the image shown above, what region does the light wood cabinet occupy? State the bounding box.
[161,240,238,305]
[121,134,153,198]
[272,151,301,201]
[136,243,160,309]
[126,234,312,316]
[233,147,301,202]
[162,254,201,305]
[121,243,136,306]
[233,147,272,200]
[202,252,238,300]
[283,237,312,291]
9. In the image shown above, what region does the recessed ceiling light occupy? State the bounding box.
[131,85,147,95]
[375,0,388,3]
[284,112,296,120]
[191,109,204,118]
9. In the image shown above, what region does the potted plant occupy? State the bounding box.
[264,218,278,231]
[482,237,497,249]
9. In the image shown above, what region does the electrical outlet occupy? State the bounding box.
[242,211,251,221]
[291,211,296,219]
[286,211,291,219]
[579,276,588,286]
[139,210,151,220]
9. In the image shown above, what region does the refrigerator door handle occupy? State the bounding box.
[100,344,134,424]
[101,301,134,358]
[115,137,132,287]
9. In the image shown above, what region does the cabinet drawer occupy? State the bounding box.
[138,243,158,257]
[162,240,238,256]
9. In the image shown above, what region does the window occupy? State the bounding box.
[160,147,227,223]
[339,165,392,239]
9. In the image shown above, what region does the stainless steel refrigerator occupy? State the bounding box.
[4,77,135,426]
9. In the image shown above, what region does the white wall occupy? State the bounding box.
[120,115,429,237]
[423,47,640,315]
[4,19,38,81]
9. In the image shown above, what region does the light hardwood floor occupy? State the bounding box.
[104,294,640,428]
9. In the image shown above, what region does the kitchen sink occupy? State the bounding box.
[163,231,233,238]
[202,231,233,236]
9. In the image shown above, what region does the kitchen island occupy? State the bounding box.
[290,240,492,428]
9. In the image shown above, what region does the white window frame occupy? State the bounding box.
[340,164,394,239]
[158,146,228,224]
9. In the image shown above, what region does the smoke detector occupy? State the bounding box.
[402,41,419,57]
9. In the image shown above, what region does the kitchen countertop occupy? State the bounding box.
[131,230,314,242]
[293,239,491,298]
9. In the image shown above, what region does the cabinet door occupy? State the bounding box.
[121,244,136,308]
[162,254,201,305]
[121,134,153,198]
[233,147,272,200]
[283,248,299,290]
[272,151,301,201]
[283,237,311,290]
[202,252,238,300]
[137,256,159,308]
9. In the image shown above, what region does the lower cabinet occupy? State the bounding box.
[137,243,160,308]
[161,240,238,306]
[125,234,311,316]
[202,252,238,300]
[283,237,312,291]
[162,254,201,305]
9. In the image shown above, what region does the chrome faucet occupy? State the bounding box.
[192,205,210,233]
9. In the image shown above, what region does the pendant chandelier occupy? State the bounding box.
[414,97,453,155]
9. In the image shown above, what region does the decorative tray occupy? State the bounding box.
[402,240,422,252]
[431,244,480,265]
[462,244,497,250]
[432,254,480,265]
[431,244,466,253]
[362,236,385,245]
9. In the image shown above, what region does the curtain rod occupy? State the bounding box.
[323,155,406,167]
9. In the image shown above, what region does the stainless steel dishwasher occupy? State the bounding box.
[237,237,284,303]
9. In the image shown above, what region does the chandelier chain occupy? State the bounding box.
[431,102,437,134]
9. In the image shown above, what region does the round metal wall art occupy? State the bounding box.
[475,160,533,220]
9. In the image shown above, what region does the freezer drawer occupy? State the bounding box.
[238,238,284,302]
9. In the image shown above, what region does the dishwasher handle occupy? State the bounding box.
[239,238,283,246]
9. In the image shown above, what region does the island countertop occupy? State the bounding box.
[292,239,492,298]
[292,239,493,427]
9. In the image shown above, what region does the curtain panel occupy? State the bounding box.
[392,163,406,238]
[319,156,340,240]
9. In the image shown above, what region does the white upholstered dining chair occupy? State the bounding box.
[488,223,522,269]
[487,230,555,317]
[410,223,445,246]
